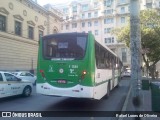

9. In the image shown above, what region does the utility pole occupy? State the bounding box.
[130,0,142,112]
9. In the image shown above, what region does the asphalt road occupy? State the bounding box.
[0,77,130,120]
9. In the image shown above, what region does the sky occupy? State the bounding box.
[37,0,73,6]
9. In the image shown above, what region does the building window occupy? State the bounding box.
[0,15,6,32]
[104,0,113,7]
[104,18,114,24]
[82,14,85,19]
[120,0,126,3]
[88,13,91,18]
[104,28,112,34]
[39,30,43,40]
[63,8,68,14]
[95,30,98,35]
[128,5,130,12]
[146,2,152,8]
[15,21,22,36]
[82,4,88,11]
[66,16,69,20]
[28,26,34,39]
[94,2,98,8]
[121,7,125,13]
[72,23,77,28]
[121,17,125,23]
[73,15,77,20]
[105,9,113,15]
[94,11,98,17]
[88,22,92,27]
[82,22,85,27]
[88,30,92,33]
[66,25,69,30]
[121,48,127,62]
[53,29,58,34]
[94,21,98,26]
[72,6,77,12]
[104,37,114,43]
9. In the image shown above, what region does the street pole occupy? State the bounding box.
[130,0,142,112]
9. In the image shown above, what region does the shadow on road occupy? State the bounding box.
[0,95,34,104]
[44,97,108,111]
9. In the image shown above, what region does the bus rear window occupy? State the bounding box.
[43,35,87,60]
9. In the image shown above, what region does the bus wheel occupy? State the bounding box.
[106,84,110,97]
[116,77,120,88]
[22,86,32,97]
[103,84,110,99]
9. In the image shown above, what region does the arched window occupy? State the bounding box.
[53,27,58,34]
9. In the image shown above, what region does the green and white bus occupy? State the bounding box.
[37,32,122,100]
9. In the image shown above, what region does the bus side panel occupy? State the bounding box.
[87,33,96,87]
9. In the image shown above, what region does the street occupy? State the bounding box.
[0,78,130,120]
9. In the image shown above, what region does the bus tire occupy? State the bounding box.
[115,81,119,88]
[22,86,32,97]
[106,83,110,97]
[103,83,110,99]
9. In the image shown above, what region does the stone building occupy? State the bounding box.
[0,0,62,72]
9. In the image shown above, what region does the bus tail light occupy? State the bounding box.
[40,70,45,78]
[81,70,87,80]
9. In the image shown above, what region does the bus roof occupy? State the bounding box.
[42,32,88,39]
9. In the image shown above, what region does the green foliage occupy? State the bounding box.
[112,9,160,78]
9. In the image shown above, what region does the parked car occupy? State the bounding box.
[12,71,37,85]
[0,71,33,98]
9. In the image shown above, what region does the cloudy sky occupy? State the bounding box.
[37,0,73,6]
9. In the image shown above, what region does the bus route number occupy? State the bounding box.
[69,65,78,69]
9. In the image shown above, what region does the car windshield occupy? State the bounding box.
[43,34,87,60]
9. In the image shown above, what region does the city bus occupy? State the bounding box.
[36,32,122,100]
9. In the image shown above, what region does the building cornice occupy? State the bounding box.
[0,31,38,46]
[13,14,24,21]
[0,7,9,15]
[27,20,36,26]
[38,25,45,30]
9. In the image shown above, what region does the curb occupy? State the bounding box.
[118,85,132,120]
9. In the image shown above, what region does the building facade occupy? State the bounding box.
[55,0,131,68]
[0,0,160,74]
[0,0,62,72]
[54,0,160,70]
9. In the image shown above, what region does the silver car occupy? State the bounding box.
[12,71,36,85]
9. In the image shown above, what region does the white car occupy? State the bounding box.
[122,71,131,77]
[0,71,33,98]
[12,71,37,85]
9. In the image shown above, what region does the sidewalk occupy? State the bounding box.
[119,78,160,120]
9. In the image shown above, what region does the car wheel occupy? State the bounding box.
[34,81,36,86]
[23,86,32,97]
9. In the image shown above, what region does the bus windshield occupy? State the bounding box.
[43,35,87,60]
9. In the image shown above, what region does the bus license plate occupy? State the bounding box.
[57,80,67,84]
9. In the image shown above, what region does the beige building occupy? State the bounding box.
[0,0,62,72]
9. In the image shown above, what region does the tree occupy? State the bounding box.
[112,9,160,79]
